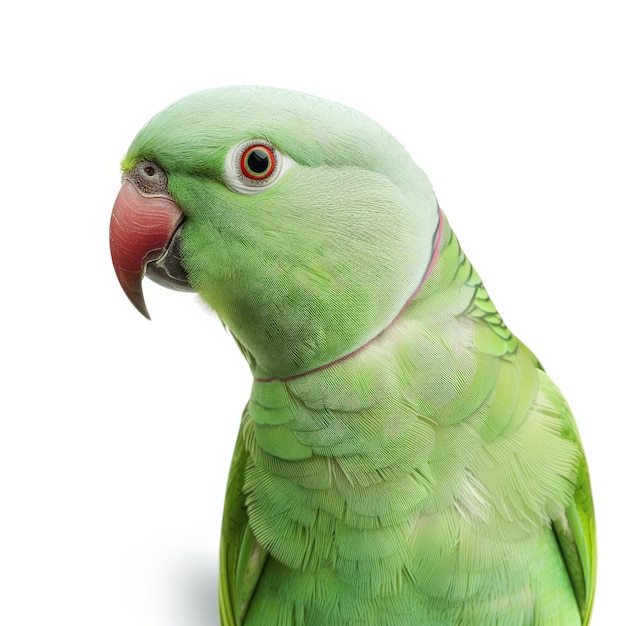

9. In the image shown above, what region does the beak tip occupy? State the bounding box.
[134,299,152,321]
[125,288,152,320]
[126,287,152,320]
[113,265,152,320]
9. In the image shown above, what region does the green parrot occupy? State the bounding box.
[109,86,595,625]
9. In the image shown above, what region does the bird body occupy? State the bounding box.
[110,87,595,625]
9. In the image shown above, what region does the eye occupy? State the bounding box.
[240,144,275,180]
[224,140,293,195]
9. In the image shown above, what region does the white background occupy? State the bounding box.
[2,1,623,624]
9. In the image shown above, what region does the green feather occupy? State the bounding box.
[119,86,595,625]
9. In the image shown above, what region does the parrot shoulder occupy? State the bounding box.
[441,228,596,621]
[219,407,268,626]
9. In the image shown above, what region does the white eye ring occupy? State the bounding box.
[223,139,294,195]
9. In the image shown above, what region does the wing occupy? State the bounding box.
[551,412,596,625]
[218,408,268,626]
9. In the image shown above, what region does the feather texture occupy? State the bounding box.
[219,221,594,624]
[115,86,595,625]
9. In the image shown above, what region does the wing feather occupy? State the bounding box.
[218,410,268,625]
[552,439,596,625]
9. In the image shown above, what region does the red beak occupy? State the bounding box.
[109,180,184,319]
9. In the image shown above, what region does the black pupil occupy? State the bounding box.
[144,165,156,176]
[247,149,270,174]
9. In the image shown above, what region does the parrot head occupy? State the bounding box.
[110,86,440,379]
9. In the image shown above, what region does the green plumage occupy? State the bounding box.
[119,87,595,625]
